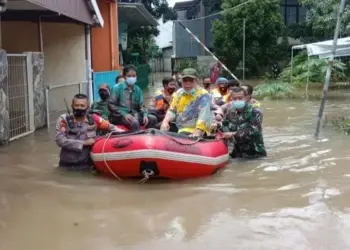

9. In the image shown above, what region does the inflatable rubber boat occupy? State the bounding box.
[91,129,229,180]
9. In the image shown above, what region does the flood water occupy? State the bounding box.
[1,74,350,250]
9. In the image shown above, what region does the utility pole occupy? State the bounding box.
[315,0,346,137]
[242,18,246,81]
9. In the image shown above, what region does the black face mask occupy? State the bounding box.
[167,88,176,95]
[219,87,228,94]
[73,108,87,117]
[98,90,110,101]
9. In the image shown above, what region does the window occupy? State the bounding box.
[299,6,307,22]
[286,6,297,25]
[281,0,304,25]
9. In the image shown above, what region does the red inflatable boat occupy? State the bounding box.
[91,129,229,180]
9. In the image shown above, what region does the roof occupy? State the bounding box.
[173,0,196,11]
[162,45,173,50]
[292,37,350,58]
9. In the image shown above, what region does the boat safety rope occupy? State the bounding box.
[102,131,123,181]
[138,169,155,184]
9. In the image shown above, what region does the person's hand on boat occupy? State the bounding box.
[143,116,149,126]
[160,121,170,131]
[210,123,218,131]
[83,138,96,146]
[190,129,203,138]
[222,132,236,140]
[125,114,134,123]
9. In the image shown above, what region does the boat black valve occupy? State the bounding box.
[139,161,159,177]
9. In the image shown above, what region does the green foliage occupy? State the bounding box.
[331,116,350,135]
[174,58,207,77]
[127,0,176,62]
[212,0,285,76]
[299,0,350,40]
[279,52,347,86]
[254,80,295,99]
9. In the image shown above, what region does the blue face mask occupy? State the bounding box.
[232,100,246,109]
[126,77,137,86]
[183,89,196,95]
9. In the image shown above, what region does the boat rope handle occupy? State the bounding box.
[102,131,123,181]
[138,169,154,184]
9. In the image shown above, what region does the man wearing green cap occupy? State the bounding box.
[160,68,212,137]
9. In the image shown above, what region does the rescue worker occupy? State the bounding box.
[160,68,212,137]
[241,84,261,108]
[203,77,212,93]
[90,83,111,120]
[108,64,157,131]
[211,77,230,105]
[149,77,177,128]
[55,94,121,171]
[216,87,266,159]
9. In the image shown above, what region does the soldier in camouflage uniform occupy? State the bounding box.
[219,87,266,159]
[90,83,111,120]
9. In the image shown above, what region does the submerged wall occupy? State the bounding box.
[0,49,9,144]
[30,52,45,128]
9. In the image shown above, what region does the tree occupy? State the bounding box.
[212,0,285,76]
[299,0,350,40]
[127,0,176,63]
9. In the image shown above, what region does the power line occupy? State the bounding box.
[173,0,256,22]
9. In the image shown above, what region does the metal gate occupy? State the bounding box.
[7,54,34,141]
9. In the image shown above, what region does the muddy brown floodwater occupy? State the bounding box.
[1,74,350,250]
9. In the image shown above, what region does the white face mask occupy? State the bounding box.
[126,77,137,86]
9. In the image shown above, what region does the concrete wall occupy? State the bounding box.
[2,21,88,127]
[2,21,87,87]
[162,47,173,72]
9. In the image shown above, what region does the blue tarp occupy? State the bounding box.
[92,70,120,101]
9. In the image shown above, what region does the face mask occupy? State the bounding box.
[73,108,87,117]
[232,100,246,109]
[219,86,228,94]
[98,90,110,101]
[126,77,137,86]
[184,89,196,95]
[168,88,176,95]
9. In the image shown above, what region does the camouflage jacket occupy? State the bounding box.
[222,103,266,159]
[91,100,110,120]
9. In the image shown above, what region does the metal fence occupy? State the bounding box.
[7,54,34,141]
[45,81,88,129]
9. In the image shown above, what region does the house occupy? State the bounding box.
[172,0,307,57]
[162,45,173,72]
[90,0,158,100]
[0,0,103,144]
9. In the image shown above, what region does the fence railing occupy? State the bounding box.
[45,81,88,130]
[7,53,35,141]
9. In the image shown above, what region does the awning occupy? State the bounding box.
[118,2,157,27]
[292,37,350,59]
[6,0,103,26]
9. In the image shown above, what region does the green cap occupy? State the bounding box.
[182,68,198,79]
